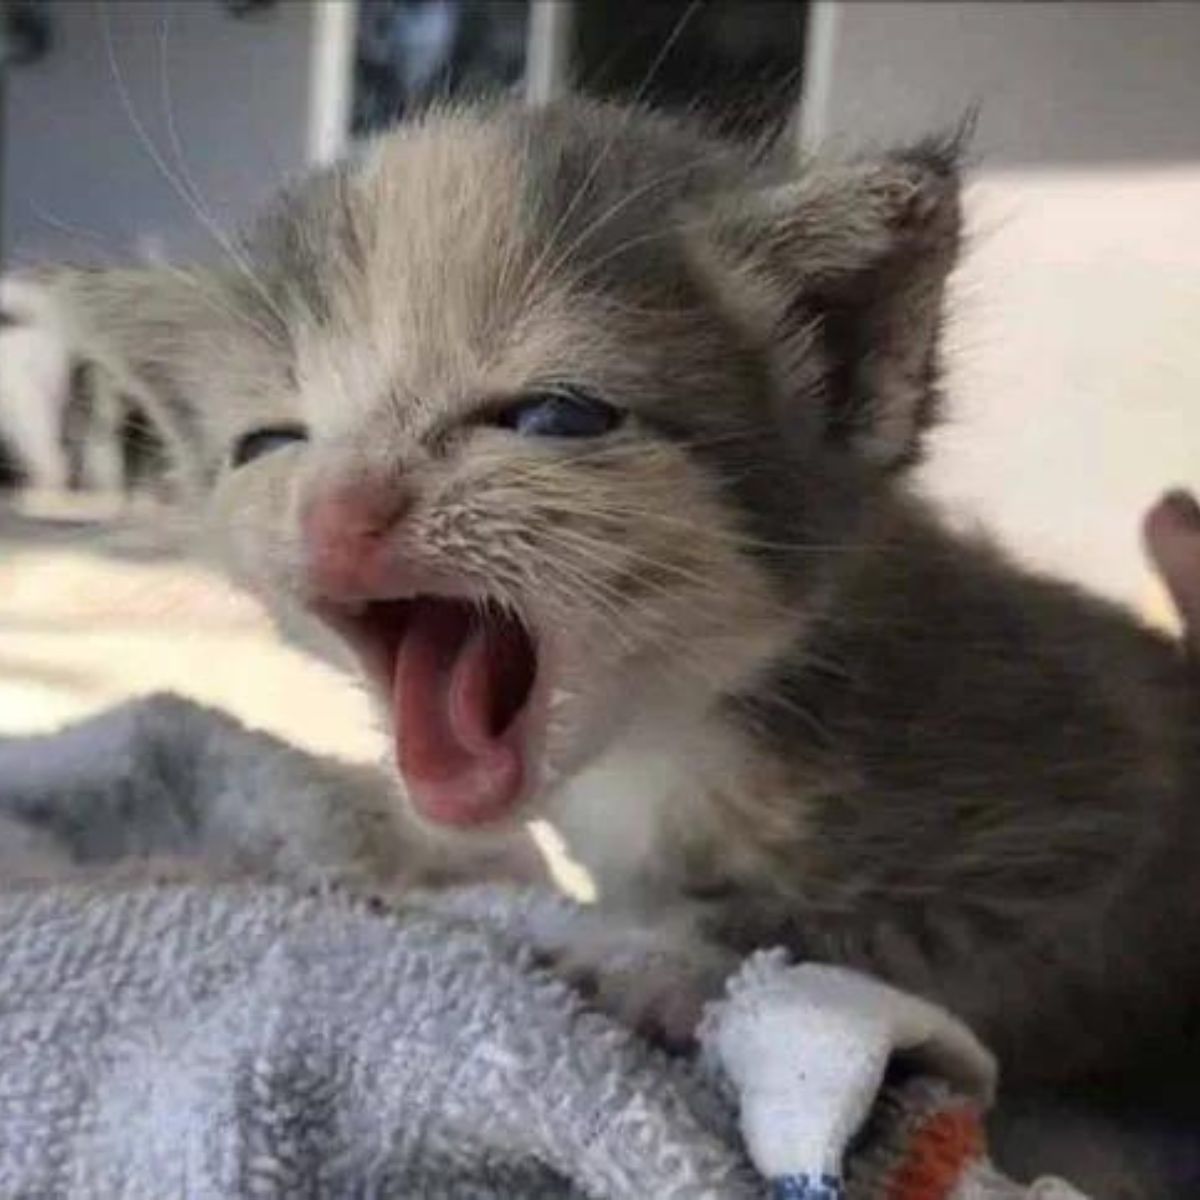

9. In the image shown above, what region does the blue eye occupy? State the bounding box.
[231,423,308,467]
[496,389,623,439]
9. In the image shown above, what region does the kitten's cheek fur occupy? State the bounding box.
[207,458,355,667]
[207,454,307,595]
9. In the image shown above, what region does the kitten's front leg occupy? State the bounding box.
[519,902,739,1048]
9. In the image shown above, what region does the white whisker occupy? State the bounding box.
[97,0,288,331]
[521,1,702,297]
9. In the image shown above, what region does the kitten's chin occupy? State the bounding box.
[318,595,545,829]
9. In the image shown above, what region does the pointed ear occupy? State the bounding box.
[701,140,962,470]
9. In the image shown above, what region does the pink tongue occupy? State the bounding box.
[394,600,526,827]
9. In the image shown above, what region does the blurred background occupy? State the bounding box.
[0,0,1198,762]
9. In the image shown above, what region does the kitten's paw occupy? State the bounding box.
[536,925,736,1051]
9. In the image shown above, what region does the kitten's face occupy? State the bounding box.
[209,109,805,830]
[51,102,958,833]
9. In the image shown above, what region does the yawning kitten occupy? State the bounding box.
[14,101,1200,1133]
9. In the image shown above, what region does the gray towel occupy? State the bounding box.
[0,880,759,1198]
[0,695,1081,1199]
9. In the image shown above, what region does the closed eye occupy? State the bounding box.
[492,388,624,439]
[230,422,309,467]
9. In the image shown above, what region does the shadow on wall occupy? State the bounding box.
[808,1,1200,167]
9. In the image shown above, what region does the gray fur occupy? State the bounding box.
[10,100,1200,1187]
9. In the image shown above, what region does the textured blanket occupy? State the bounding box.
[0,695,1085,1198]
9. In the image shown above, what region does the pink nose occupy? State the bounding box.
[301,481,409,600]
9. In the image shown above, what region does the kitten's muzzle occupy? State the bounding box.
[299,483,543,830]
[302,480,413,602]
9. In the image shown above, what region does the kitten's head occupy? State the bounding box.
[27,101,961,832]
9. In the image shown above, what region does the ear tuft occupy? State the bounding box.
[891,106,979,181]
[870,160,956,236]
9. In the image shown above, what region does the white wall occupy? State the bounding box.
[3,0,327,266]
[931,167,1200,615]
[806,2,1200,615]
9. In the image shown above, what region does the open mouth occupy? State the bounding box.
[333,596,538,828]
